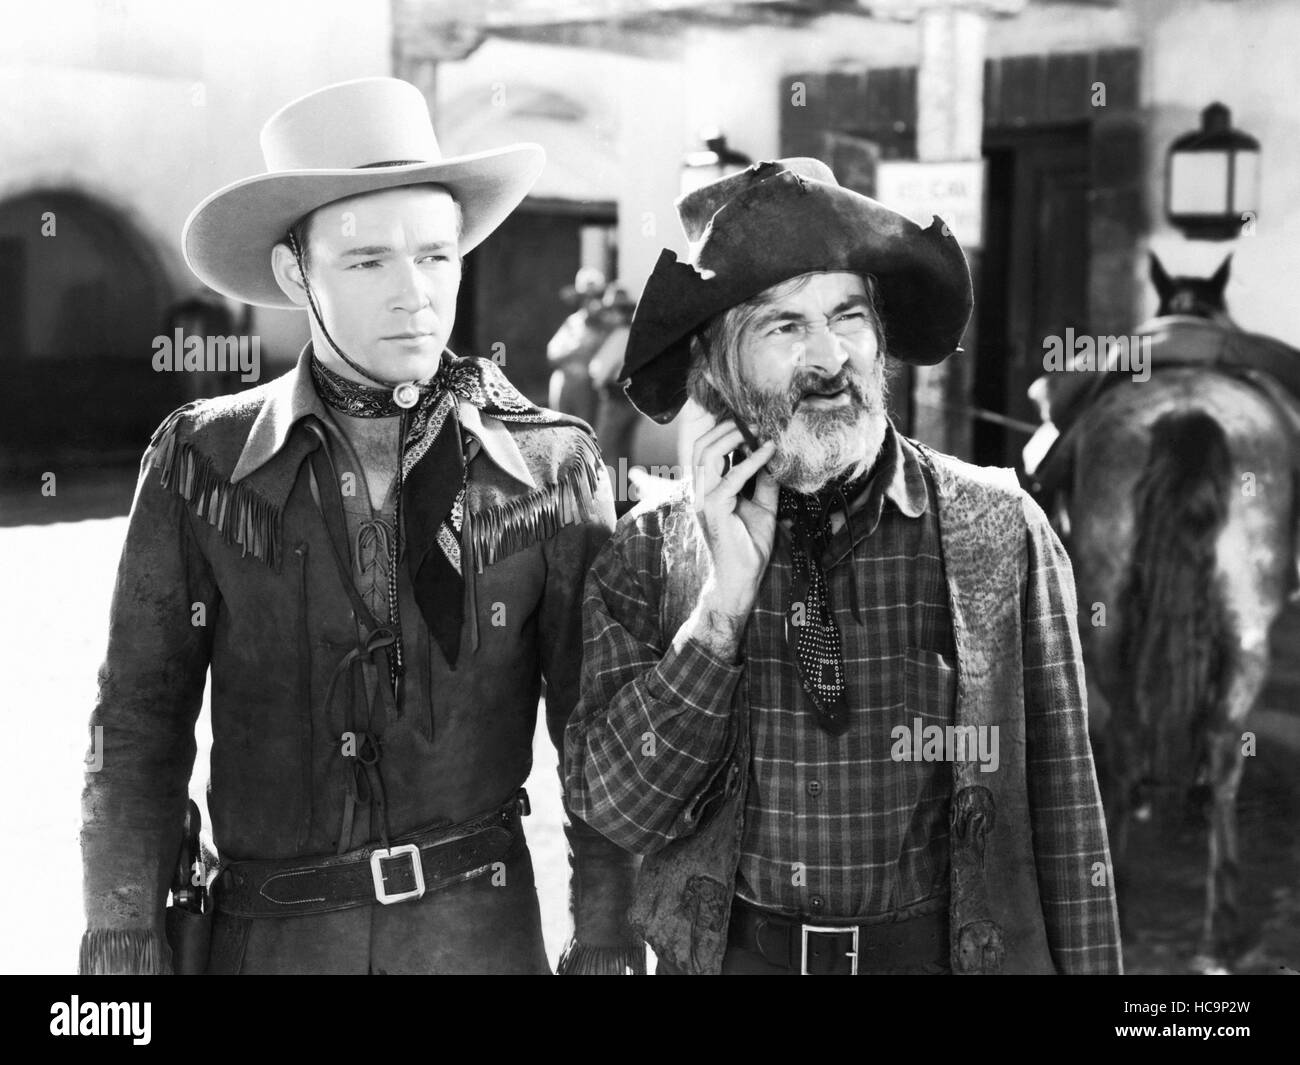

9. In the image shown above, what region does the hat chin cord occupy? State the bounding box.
[288,230,426,410]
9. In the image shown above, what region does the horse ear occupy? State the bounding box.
[1149,252,1172,299]
[1210,254,1233,292]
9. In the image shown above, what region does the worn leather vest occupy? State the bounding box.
[628,442,1057,974]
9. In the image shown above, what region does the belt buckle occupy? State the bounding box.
[800,923,859,975]
[369,843,425,905]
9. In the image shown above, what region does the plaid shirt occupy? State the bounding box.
[566,423,1122,973]
[740,425,952,919]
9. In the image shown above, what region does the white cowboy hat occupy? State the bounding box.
[182,77,544,309]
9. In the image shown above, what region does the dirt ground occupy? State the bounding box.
[1118,705,1300,974]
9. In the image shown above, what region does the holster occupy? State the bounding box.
[164,903,213,975]
[165,797,213,975]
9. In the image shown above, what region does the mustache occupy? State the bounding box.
[786,368,868,411]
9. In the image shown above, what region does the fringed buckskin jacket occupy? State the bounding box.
[566,439,1122,974]
[80,346,640,975]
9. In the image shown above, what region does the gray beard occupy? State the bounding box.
[769,408,886,493]
[733,364,890,494]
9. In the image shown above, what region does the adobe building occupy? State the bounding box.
[4,0,1296,476]
[423,0,1300,467]
[0,0,389,477]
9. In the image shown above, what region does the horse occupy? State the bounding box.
[1031,252,1299,972]
[1149,251,1236,325]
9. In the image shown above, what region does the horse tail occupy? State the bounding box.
[1116,410,1234,799]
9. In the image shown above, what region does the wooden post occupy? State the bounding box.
[911,4,992,460]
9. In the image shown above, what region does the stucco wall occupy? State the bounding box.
[0,0,393,365]
[1140,0,1300,343]
[437,1,1297,350]
[436,14,921,293]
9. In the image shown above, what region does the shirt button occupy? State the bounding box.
[810,895,825,912]
[806,780,822,798]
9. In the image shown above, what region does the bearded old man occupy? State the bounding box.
[80,78,639,975]
[564,159,1121,975]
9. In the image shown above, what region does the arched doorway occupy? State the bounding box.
[0,189,180,477]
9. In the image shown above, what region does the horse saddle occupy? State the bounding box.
[1028,315,1300,501]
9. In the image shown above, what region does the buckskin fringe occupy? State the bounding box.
[465,434,602,572]
[556,939,647,975]
[78,928,171,975]
[146,407,282,570]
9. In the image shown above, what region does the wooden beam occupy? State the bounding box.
[479,1,861,29]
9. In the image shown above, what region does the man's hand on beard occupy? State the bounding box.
[684,416,779,663]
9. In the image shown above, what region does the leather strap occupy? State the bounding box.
[213,791,528,919]
[303,421,404,854]
[727,897,948,974]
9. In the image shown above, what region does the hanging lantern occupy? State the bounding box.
[1166,102,1260,241]
[680,129,753,196]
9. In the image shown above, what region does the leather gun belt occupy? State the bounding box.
[213,790,528,918]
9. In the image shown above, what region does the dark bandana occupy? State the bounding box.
[311,352,566,671]
[777,464,878,736]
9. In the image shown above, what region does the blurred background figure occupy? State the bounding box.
[588,282,636,460]
[546,266,607,424]
[587,280,682,514]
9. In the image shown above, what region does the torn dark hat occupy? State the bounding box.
[622,158,974,423]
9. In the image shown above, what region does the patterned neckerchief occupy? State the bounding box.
[776,460,881,735]
[310,352,566,672]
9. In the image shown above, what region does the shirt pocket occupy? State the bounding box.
[903,646,957,725]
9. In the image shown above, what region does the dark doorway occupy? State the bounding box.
[975,127,1091,468]
[0,190,178,480]
[453,198,617,407]
[0,238,25,368]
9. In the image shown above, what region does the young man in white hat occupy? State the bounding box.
[80,77,640,974]
[564,159,1121,974]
